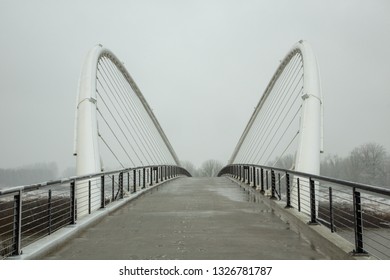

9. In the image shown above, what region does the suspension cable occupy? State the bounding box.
[237,55,301,163]
[103,57,171,164]
[101,58,159,164]
[236,54,303,164]
[97,62,151,165]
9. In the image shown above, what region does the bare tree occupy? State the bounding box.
[321,143,389,187]
[180,160,199,177]
[198,159,224,177]
[356,142,386,185]
[321,154,345,179]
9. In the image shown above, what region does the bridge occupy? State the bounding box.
[1,41,389,260]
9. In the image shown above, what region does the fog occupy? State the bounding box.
[0,0,389,174]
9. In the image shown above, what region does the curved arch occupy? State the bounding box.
[229,40,323,175]
[74,45,180,176]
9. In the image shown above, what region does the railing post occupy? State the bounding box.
[156,167,159,184]
[253,166,257,189]
[260,168,264,194]
[150,167,153,186]
[329,187,334,233]
[70,180,76,224]
[278,173,281,199]
[111,175,115,201]
[270,170,277,199]
[48,189,52,235]
[297,178,301,212]
[250,166,254,186]
[101,175,105,209]
[119,172,124,199]
[127,172,130,192]
[88,180,91,214]
[309,178,318,224]
[285,173,292,208]
[13,190,22,255]
[353,189,366,254]
[133,169,137,192]
[265,170,269,191]
[143,168,146,189]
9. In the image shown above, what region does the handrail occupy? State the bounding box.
[219,164,390,196]
[219,163,390,259]
[0,164,191,196]
[0,164,191,259]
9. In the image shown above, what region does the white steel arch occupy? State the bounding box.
[229,40,323,175]
[73,45,180,176]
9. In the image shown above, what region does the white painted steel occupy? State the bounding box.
[74,46,101,176]
[74,45,181,217]
[74,45,180,177]
[229,40,323,175]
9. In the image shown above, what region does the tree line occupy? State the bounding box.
[1,142,388,188]
[0,162,59,188]
[320,142,390,187]
[181,159,224,177]
[182,142,390,188]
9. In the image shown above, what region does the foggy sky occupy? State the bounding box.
[0,0,389,172]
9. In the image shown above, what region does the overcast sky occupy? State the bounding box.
[0,0,389,173]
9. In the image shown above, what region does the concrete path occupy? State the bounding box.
[43,177,328,260]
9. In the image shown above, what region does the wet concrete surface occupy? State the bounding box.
[43,177,328,259]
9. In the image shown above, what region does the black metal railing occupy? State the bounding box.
[0,165,190,259]
[218,164,390,259]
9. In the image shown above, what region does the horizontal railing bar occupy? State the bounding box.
[220,164,390,196]
[0,164,187,196]
[220,163,390,259]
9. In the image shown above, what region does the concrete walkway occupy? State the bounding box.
[43,177,328,260]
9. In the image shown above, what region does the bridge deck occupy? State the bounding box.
[43,177,327,259]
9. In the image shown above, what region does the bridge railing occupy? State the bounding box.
[0,165,190,259]
[219,164,390,259]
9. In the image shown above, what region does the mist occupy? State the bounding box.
[1,0,389,179]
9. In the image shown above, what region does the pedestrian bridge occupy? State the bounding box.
[43,177,327,260]
[1,41,389,260]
